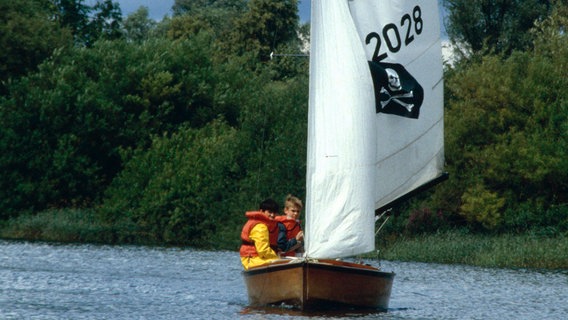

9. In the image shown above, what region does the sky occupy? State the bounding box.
[107,0,311,22]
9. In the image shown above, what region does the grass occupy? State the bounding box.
[0,209,125,244]
[379,230,568,269]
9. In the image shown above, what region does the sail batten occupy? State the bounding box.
[376,146,445,209]
[375,116,443,167]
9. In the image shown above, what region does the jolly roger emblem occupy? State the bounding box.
[368,61,424,119]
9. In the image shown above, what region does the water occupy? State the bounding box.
[1,240,566,319]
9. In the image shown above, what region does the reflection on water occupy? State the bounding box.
[241,304,390,318]
[1,240,567,319]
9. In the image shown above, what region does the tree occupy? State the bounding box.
[430,1,568,231]
[171,0,247,39]
[97,73,309,246]
[230,0,299,61]
[53,0,123,46]
[99,120,245,245]
[0,34,221,218]
[444,0,551,56]
[90,0,123,41]
[0,0,71,90]
[123,6,157,42]
[172,0,247,16]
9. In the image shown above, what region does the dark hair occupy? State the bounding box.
[259,198,279,213]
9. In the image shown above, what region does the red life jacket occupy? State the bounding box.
[239,211,278,258]
[274,215,303,256]
[274,215,302,240]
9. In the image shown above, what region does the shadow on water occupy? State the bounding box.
[240,304,396,318]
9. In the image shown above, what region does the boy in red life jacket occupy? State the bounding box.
[274,195,304,257]
[239,198,281,270]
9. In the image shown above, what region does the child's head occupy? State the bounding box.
[259,198,279,219]
[284,195,303,219]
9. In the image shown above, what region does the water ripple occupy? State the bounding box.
[1,240,566,319]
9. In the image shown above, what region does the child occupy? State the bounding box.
[275,195,304,257]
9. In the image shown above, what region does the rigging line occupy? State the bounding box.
[270,52,309,59]
[254,108,268,202]
[375,213,391,236]
[271,30,278,53]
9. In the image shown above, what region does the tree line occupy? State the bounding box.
[0,0,566,248]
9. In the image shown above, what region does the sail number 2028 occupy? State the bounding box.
[365,6,423,62]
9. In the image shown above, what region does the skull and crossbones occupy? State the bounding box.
[380,68,415,112]
[386,68,402,91]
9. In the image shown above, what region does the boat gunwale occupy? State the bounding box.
[242,259,305,276]
[307,260,395,279]
[242,259,395,279]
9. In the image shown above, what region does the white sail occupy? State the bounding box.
[348,0,445,210]
[305,0,444,259]
[305,0,377,258]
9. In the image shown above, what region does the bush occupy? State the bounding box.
[98,120,244,246]
[460,180,505,230]
[0,34,222,218]
[425,7,568,232]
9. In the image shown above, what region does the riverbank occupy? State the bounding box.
[1,209,567,270]
[378,231,568,270]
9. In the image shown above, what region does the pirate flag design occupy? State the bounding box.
[368,61,424,119]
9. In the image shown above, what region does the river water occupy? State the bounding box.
[1,240,566,319]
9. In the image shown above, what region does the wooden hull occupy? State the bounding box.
[242,259,394,310]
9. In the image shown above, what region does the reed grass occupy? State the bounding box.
[0,209,121,244]
[379,231,568,269]
[2,209,567,270]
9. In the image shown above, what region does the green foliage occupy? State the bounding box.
[171,0,247,41]
[380,230,568,269]
[173,0,248,16]
[235,76,308,202]
[0,0,308,231]
[165,0,306,77]
[0,0,309,245]
[427,2,568,232]
[444,0,551,56]
[100,121,244,246]
[403,207,450,234]
[0,34,223,218]
[122,6,157,42]
[164,15,215,40]
[460,180,505,229]
[0,208,122,243]
[98,72,309,248]
[0,0,72,89]
[230,0,299,61]
[54,0,123,46]
[502,203,568,235]
[90,0,123,41]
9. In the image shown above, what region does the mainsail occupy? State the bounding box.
[305,0,444,259]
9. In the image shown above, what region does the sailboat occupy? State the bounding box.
[243,0,445,310]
